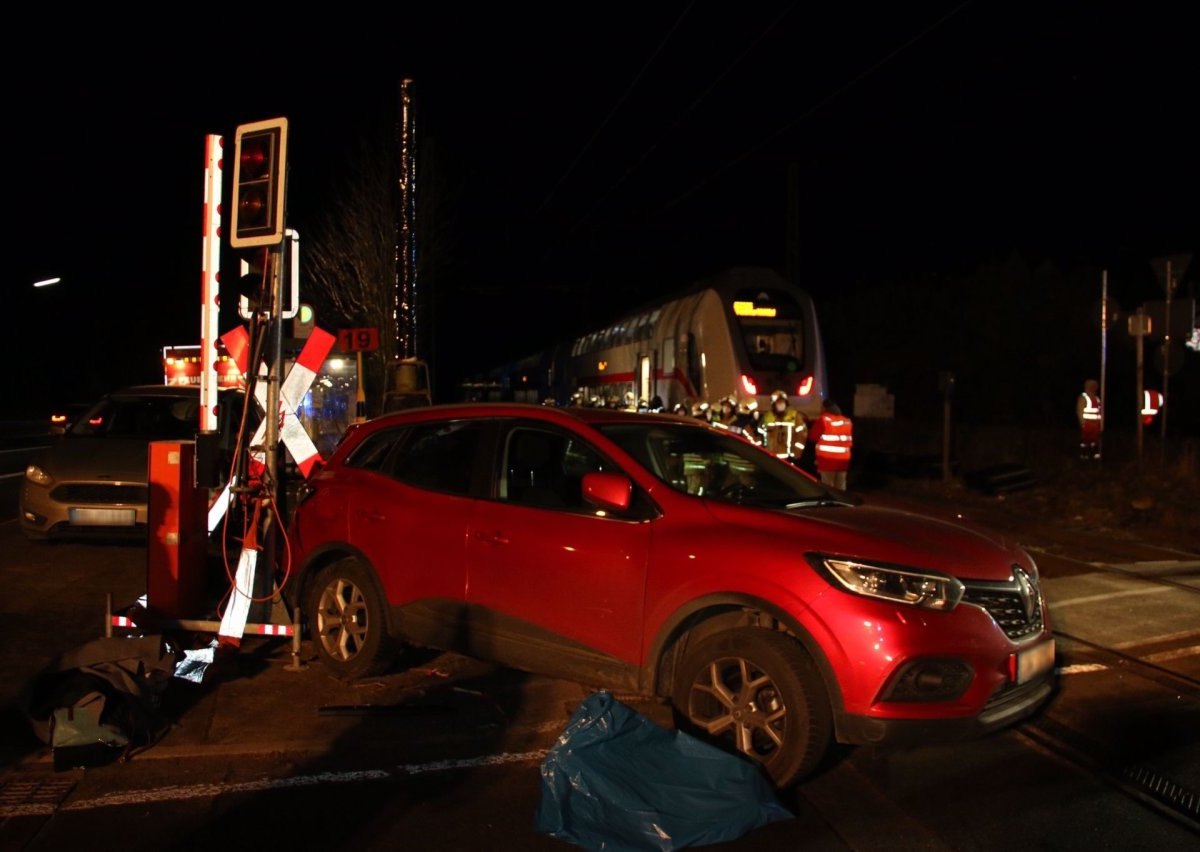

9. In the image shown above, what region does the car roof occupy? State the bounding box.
[362,402,702,430]
[105,384,242,398]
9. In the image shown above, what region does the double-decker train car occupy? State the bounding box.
[482,267,827,420]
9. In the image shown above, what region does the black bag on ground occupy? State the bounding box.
[21,636,178,769]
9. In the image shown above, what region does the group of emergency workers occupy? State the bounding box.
[565,387,853,489]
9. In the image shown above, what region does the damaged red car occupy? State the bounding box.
[288,403,1055,787]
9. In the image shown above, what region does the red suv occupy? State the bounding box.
[288,403,1055,787]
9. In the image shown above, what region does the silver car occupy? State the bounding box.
[19,385,245,541]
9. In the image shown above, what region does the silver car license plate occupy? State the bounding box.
[69,508,136,526]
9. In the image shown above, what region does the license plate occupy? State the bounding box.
[1016,639,1056,684]
[69,508,136,526]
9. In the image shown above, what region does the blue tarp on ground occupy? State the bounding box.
[535,691,792,851]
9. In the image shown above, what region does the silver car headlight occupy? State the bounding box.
[807,554,965,611]
[25,464,53,487]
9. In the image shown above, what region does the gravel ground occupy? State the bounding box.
[866,454,1200,554]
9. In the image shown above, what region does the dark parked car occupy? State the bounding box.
[288,403,1055,787]
[20,385,247,541]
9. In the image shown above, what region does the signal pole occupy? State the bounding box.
[1100,270,1108,461]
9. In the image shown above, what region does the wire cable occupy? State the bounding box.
[568,1,797,234]
[659,0,976,212]
[533,0,697,217]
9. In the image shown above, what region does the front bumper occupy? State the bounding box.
[834,673,1055,745]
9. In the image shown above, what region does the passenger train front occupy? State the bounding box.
[566,267,827,419]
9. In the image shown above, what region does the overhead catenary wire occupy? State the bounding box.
[567,1,799,235]
[658,0,976,213]
[532,0,697,218]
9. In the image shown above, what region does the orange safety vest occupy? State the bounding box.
[815,414,853,464]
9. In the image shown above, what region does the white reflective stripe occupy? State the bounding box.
[207,481,233,533]
[218,548,258,640]
[820,446,850,455]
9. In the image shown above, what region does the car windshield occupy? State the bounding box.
[68,394,200,440]
[596,421,837,508]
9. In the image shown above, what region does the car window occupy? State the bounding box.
[69,395,200,440]
[378,420,485,496]
[344,427,406,473]
[499,426,609,512]
[597,422,829,507]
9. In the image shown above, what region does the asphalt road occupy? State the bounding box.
[0,478,1197,849]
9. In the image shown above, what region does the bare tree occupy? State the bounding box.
[304,83,457,411]
[305,126,399,414]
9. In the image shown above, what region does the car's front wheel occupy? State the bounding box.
[305,557,396,678]
[672,627,833,788]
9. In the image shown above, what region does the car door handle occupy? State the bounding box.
[473,530,509,546]
[355,509,387,523]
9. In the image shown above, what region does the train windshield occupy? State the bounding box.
[732,287,807,372]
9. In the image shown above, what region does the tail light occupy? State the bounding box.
[797,375,814,396]
[740,375,758,396]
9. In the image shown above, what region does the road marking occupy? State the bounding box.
[0,749,549,817]
[1092,560,1200,572]
[1058,664,1109,675]
[1050,586,1174,608]
[0,446,49,456]
[1056,644,1200,676]
[1114,628,1200,649]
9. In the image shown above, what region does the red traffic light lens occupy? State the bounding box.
[239,138,270,179]
[238,189,266,226]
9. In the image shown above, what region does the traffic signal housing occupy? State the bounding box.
[231,118,289,248]
[293,303,315,338]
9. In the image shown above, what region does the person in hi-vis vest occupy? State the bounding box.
[1076,379,1102,460]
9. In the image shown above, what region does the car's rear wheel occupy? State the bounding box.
[671,627,832,788]
[305,557,395,678]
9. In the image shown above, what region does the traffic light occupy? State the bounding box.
[230,118,289,248]
[293,303,315,338]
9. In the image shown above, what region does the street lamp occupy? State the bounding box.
[32,277,61,288]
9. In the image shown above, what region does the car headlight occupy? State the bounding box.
[25,464,53,487]
[807,554,965,611]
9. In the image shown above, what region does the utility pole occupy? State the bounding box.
[1100,269,1108,462]
[1160,259,1175,465]
[1134,306,1147,461]
[395,78,419,360]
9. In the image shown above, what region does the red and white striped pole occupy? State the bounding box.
[200,134,224,432]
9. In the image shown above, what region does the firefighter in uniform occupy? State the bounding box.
[812,399,853,490]
[760,390,807,463]
[1076,379,1102,460]
[714,396,741,432]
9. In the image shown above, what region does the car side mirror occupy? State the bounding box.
[582,471,632,513]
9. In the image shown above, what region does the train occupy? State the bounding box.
[468,267,829,420]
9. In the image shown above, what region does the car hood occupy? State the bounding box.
[703,498,1029,582]
[35,437,150,483]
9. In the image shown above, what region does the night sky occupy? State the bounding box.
[7,2,1197,426]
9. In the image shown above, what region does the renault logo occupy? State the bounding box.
[1013,568,1036,622]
